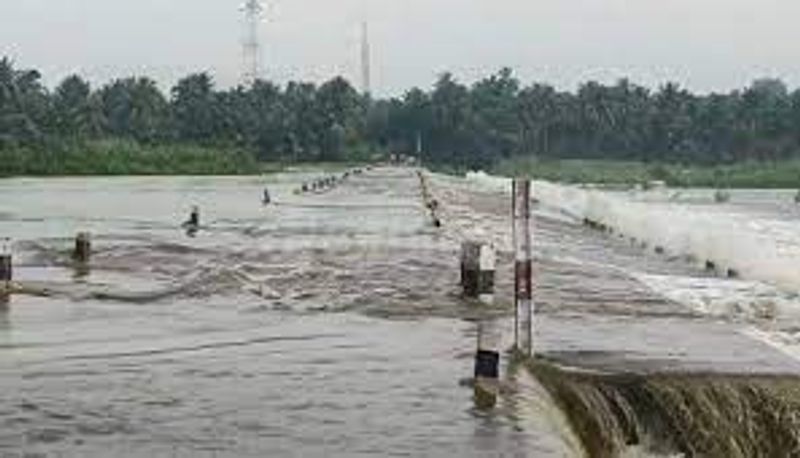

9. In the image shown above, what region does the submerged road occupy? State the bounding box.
[0,167,799,457]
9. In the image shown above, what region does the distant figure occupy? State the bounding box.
[669,192,683,202]
[714,189,730,204]
[795,190,800,204]
[182,206,200,237]
[263,188,272,205]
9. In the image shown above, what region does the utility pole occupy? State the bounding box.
[360,21,372,97]
[242,0,264,87]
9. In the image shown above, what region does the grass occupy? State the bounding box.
[0,140,383,178]
[0,140,264,177]
[495,156,800,189]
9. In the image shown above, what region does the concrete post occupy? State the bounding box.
[459,235,503,407]
[475,319,501,379]
[478,244,496,304]
[461,242,496,300]
[513,179,533,356]
[460,242,481,297]
[473,318,502,410]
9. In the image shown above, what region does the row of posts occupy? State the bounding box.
[463,179,533,407]
[4,165,379,296]
[297,168,367,195]
[416,171,441,227]
[0,233,91,301]
[582,210,744,279]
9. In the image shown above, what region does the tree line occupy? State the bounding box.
[3,57,800,170]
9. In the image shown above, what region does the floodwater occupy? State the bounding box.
[1,168,800,457]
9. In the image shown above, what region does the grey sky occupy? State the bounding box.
[1,0,799,96]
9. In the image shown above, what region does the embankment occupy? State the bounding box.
[528,359,800,458]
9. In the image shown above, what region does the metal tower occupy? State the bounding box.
[241,0,264,86]
[360,21,371,97]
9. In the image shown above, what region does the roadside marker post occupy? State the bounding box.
[513,179,533,356]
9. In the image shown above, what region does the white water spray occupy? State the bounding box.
[466,172,800,294]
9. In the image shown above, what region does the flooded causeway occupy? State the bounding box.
[2,168,800,457]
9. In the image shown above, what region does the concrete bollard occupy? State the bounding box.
[478,244,496,303]
[461,242,495,299]
[475,320,501,379]
[0,238,11,284]
[513,179,533,356]
[460,242,481,297]
[73,232,91,264]
[473,319,502,410]
[417,171,442,227]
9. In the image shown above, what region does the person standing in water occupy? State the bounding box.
[183,206,200,237]
[263,188,271,205]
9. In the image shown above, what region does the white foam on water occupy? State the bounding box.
[466,171,800,295]
[634,273,800,320]
[742,326,800,364]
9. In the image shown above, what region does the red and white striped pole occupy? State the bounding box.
[513,179,533,356]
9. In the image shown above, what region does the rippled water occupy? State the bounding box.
[0,169,571,457]
[2,168,800,457]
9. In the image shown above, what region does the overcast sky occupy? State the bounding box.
[1,0,799,96]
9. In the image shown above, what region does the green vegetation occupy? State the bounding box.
[497,157,800,188]
[4,56,800,179]
[0,140,259,176]
[496,158,655,186]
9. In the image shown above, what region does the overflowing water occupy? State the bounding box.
[1,168,800,456]
[467,172,800,317]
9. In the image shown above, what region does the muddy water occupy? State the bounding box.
[1,168,798,457]
[0,169,573,457]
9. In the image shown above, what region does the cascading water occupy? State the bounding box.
[3,169,800,457]
[529,360,800,458]
[466,171,800,457]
